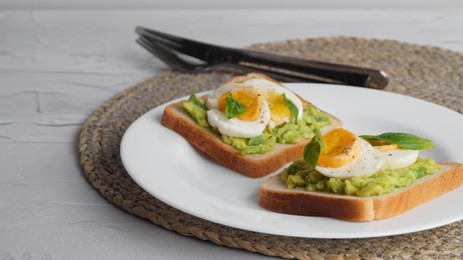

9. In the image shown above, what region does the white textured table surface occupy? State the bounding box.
[1,9,463,260]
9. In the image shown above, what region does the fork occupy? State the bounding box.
[136,26,389,89]
[136,35,334,84]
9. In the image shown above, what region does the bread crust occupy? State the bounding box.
[259,162,463,221]
[161,77,342,178]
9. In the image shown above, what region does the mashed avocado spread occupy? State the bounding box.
[281,158,440,197]
[182,94,332,155]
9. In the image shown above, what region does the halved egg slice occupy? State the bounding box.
[315,128,386,179]
[217,86,263,121]
[240,78,303,128]
[207,87,271,138]
[317,128,361,168]
[378,145,419,170]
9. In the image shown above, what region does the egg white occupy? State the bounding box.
[380,149,419,170]
[316,138,386,179]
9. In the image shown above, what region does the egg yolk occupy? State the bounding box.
[318,128,361,168]
[262,91,291,124]
[375,144,399,152]
[218,87,263,121]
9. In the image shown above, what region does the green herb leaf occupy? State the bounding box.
[283,94,299,123]
[288,161,310,175]
[188,93,206,110]
[303,129,323,168]
[225,93,246,119]
[359,132,434,150]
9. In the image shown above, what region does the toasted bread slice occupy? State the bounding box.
[161,74,342,178]
[259,162,463,221]
[162,97,342,178]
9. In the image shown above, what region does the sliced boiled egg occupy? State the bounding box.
[217,86,264,122]
[239,78,303,128]
[315,128,385,179]
[207,87,270,138]
[314,129,423,179]
[206,76,303,138]
[377,144,419,170]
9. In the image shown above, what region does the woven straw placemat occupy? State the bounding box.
[79,38,463,260]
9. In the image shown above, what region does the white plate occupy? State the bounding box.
[120,83,463,239]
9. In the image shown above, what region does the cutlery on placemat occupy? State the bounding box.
[135,26,389,89]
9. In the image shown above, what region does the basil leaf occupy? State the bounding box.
[188,93,206,110]
[303,129,323,168]
[225,93,246,119]
[359,132,434,150]
[283,94,299,123]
